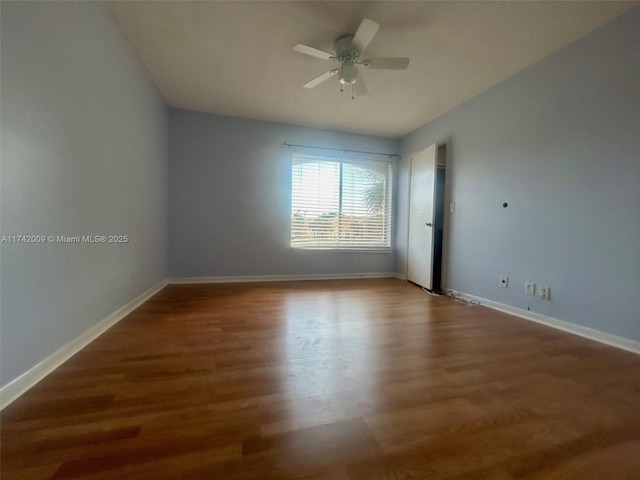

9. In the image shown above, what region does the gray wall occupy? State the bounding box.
[169,109,399,278]
[396,8,640,341]
[1,2,169,386]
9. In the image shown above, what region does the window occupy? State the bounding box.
[291,153,393,251]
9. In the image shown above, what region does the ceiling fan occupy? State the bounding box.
[293,18,410,99]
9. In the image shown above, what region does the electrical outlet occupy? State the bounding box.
[499,275,508,288]
[539,286,550,299]
[525,282,535,296]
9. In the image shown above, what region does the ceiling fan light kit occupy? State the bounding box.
[293,18,410,99]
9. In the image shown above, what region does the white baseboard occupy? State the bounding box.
[393,273,407,281]
[169,272,397,284]
[0,279,168,410]
[449,290,640,355]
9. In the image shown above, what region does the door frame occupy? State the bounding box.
[405,137,451,288]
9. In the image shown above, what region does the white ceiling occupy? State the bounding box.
[107,1,637,139]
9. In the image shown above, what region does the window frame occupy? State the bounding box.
[290,153,393,252]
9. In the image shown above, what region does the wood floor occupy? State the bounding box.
[2,279,639,479]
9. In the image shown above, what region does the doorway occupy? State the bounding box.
[407,142,448,291]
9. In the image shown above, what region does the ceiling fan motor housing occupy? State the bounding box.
[335,34,356,58]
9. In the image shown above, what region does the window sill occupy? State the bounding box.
[291,246,391,254]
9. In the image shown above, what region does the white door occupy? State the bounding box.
[407,144,437,289]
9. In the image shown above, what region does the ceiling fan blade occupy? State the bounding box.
[303,69,339,88]
[361,57,410,70]
[293,44,335,61]
[352,75,367,98]
[351,18,379,56]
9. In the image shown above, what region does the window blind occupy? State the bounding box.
[291,154,392,251]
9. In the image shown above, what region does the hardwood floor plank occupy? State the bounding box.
[52,443,241,480]
[0,463,62,480]
[521,440,640,480]
[1,279,639,479]
[242,418,382,468]
[1,425,141,458]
